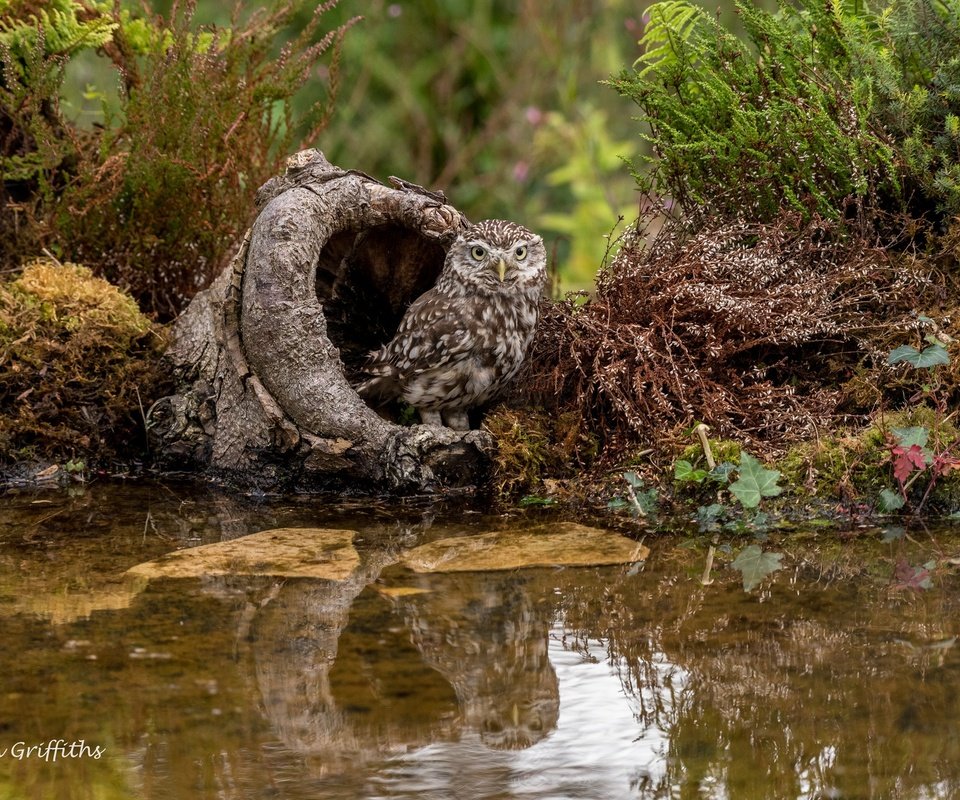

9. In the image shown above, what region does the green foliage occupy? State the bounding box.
[0,0,117,63]
[318,1,638,293]
[887,340,951,368]
[877,341,960,512]
[731,543,784,592]
[674,457,734,487]
[611,0,960,231]
[610,0,897,221]
[888,343,949,368]
[877,487,905,513]
[729,452,782,509]
[1,0,355,318]
[674,459,708,483]
[696,502,725,531]
[533,106,637,290]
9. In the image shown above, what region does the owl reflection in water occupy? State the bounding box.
[357,220,548,429]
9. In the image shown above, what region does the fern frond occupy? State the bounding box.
[635,0,711,77]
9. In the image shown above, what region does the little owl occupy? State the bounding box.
[358,219,547,430]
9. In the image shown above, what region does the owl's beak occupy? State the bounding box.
[497,259,507,281]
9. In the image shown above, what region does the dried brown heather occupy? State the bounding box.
[525,214,930,462]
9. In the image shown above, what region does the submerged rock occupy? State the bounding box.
[125,527,360,581]
[401,522,649,573]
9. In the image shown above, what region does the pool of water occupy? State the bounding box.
[1,481,958,799]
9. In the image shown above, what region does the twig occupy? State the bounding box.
[41,248,64,267]
[623,481,646,518]
[135,386,149,454]
[701,535,718,585]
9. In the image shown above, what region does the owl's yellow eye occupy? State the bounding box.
[514,245,528,260]
[471,245,486,261]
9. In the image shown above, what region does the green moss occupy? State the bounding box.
[485,409,555,496]
[484,407,599,498]
[0,258,167,464]
[677,438,742,471]
[779,433,885,500]
[779,408,960,509]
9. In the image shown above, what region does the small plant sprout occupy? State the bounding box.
[695,423,716,469]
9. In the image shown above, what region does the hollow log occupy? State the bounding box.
[148,149,494,491]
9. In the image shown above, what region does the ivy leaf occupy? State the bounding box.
[633,487,659,517]
[729,452,782,508]
[623,471,644,489]
[877,488,905,513]
[887,343,950,368]
[675,459,708,483]
[731,544,784,592]
[709,462,736,484]
[696,503,724,530]
[892,427,929,450]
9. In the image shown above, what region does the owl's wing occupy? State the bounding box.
[356,290,482,401]
[384,291,483,375]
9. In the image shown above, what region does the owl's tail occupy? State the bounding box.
[355,363,400,403]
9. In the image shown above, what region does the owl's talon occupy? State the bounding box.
[442,410,470,430]
[419,409,443,427]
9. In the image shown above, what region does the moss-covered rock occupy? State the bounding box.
[0,258,167,465]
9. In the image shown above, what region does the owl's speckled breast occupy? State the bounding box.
[358,219,547,429]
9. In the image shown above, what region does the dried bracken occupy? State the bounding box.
[525,214,931,463]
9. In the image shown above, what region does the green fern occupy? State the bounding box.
[610,0,960,229]
[635,0,712,77]
[0,0,116,65]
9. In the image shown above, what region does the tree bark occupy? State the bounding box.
[147,149,493,491]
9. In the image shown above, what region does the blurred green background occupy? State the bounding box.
[59,0,648,293]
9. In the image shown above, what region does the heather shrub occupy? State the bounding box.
[1,0,355,318]
[526,213,928,462]
[610,0,960,235]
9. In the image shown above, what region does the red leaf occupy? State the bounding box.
[893,558,934,591]
[892,445,927,484]
[933,453,960,477]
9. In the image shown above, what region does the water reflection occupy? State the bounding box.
[395,572,560,750]
[0,483,959,799]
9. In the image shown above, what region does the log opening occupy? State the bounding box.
[320,223,447,379]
